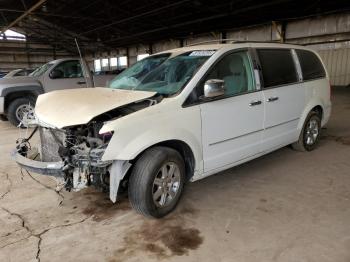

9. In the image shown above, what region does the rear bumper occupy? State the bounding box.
[13,151,64,177]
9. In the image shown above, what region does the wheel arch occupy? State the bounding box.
[3,86,43,112]
[298,101,325,131]
[124,139,196,183]
[311,105,323,119]
[151,140,195,182]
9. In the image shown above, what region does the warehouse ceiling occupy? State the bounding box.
[1,0,350,53]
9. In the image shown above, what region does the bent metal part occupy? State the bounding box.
[14,88,161,203]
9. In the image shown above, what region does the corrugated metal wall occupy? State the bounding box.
[90,11,350,86]
[0,40,72,71]
[318,48,350,86]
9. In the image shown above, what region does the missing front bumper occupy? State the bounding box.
[13,125,131,203]
[14,150,131,203]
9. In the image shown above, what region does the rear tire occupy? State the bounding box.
[292,111,321,151]
[128,146,185,218]
[7,97,36,127]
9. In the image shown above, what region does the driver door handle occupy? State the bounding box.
[249,100,262,106]
[77,81,86,85]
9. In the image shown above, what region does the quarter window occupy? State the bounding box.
[296,49,326,80]
[257,49,298,88]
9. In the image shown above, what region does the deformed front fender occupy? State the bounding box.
[104,126,201,160]
[100,100,203,175]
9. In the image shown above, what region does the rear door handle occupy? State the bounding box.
[249,100,262,106]
[267,96,279,102]
[77,81,86,85]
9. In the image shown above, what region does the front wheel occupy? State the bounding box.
[7,97,36,127]
[128,146,185,218]
[292,111,321,151]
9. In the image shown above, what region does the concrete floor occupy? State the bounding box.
[0,87,350,262]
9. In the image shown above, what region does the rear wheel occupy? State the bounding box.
[7,97,36,127]
[128,146,185,218]
[292,111,321,151]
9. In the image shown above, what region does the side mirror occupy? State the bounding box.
[49,69,63,79]
[204,79,225,98]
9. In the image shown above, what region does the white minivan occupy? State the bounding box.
[15,43,331,218]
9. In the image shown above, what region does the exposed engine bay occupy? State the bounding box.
[14,97,161,201]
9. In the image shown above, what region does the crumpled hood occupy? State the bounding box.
[35,88,157,128]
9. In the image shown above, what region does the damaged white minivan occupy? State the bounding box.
[14,43,331,218]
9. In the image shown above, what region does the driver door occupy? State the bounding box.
[199,50,264,172]
[44,60,87,92]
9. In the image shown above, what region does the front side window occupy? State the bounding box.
[296,49,326,80]
[257,49,298,88]
[202,51,255,97]
[52,60,83,79]
[110,51,214,95]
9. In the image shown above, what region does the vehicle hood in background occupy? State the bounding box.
[0,76,41,94]
[35,88,157,128]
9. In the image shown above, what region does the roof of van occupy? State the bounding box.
[49,58,79,63]
[156,42,314,56]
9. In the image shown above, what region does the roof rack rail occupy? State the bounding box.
[186,39,238,46]
[187,39,300,46]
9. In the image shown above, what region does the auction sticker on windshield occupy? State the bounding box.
[189,50,216,56]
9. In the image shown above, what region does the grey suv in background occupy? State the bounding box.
[0,58,117,126]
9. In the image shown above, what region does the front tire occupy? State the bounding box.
[128,146,185,218]
[7,97,36,127]
[292,111,321,151]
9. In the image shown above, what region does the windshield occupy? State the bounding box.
[110,50,214,95]
[109,53,170,89]
[4,69,21,78]
[29,62,54,77]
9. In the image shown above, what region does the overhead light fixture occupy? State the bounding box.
[41,4,47,12]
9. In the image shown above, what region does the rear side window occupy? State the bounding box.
[257,49,298,88]
[296,49,326,80]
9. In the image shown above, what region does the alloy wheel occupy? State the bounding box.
[15,103,35,127]
[305,118,319,145]
[152,162,181,208]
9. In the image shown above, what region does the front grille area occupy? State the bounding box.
[39,127,66,162]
